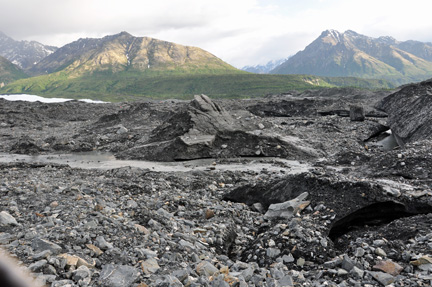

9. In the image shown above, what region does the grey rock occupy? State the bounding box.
[266,248,281,258]
[95,236,113,250]
[337,268,348,276]
[37,274,57,285]
[0,233,14,244]
[278,275,294,286]
[28,259,47,272]
[156,275,184,287]
[369,271,395,286]
[282,253,295,263]
[375,247,387,257]
[378,79,432,144]
[418,263,432,272]
[324,257,343,269]
[44,264,57,275]
[32,249,52,261]
[99,264,139,287]
[350,266,364,279]
[210,278,230,287]
[157,207,172,219]
[31,238,62,254]
[51,279,77,287]
[264,192,310,220]
[296,257,305,267]
[350,105,365,121]
[241,267,254,281]
[341,255,356,271]
[354,247,365,257]
[251,202,265,213]
[172,269,189,282]
[141,258,160,274]
[116,125,128,134]
[126,199,138,208]
[72,265,91,282]
[373,239,386,246]
[196,260,219,276]
[0,211,19,226]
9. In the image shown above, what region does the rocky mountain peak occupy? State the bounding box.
[377,36,398,45]
[344,30,361,37]
[320,29,343,44]
[0,32,57,70]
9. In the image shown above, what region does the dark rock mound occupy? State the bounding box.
[246,97,325,117]
[118,95,319,161]
[224,172,432,265]
[365,140,432,180]
[10,136,43,154]
[378,79,432,145]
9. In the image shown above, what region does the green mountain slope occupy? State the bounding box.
[1,71,394,101]
[0,55,28,85]
[271,30,432,85]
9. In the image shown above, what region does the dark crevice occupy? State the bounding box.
[329,201,432,241]
[173,156,213,162]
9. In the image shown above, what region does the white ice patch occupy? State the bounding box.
[0,94,106,103]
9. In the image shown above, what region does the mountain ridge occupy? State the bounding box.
[0,55,28,85]
[271,30,432,85]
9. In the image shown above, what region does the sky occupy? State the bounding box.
[1,0,432,68]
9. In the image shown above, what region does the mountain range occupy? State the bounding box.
[270,30,432,85]
[242,58,288,74]
[0,30,409,100]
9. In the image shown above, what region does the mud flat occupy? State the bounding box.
[0,85,431,286]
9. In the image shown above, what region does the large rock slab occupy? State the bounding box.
[378,79,432,145]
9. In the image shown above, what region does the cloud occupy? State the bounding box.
[1,0,432,67]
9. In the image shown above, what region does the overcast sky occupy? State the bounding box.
[1,0,432,68]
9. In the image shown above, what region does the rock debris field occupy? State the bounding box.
[0,81,432,286]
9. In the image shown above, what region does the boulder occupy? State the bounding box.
[349,105,365,121]
[264,192,310,220]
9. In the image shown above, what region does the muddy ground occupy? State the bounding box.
[0,85,431,286]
